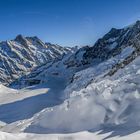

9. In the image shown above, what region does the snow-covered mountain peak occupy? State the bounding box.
[131,20,140,28]
[14,34,30,46]
[12,20,140,89]
[2,21,140,139]
[15,34,25,41]
[0,35,73,85]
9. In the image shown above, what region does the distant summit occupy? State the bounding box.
[0,35,73,85]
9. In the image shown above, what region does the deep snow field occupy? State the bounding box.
[2,21,140,139]
[1,53,140,139]
[1,130,140,140]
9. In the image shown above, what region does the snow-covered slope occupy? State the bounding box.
[1,21,140,139]
[1,52,140,139]
[0,35,72,85]
[2,130,140,140]
[11,20,140,89]
[4,53,140,134]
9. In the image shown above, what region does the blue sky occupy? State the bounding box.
[0,0,140,46]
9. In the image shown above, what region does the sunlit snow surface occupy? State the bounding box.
[0,50,140,139]
[0,33,139,139]
[2,21,140,139]
[1,130,140,140]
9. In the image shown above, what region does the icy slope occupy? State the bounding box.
[1,21,140,139]
[10,20,140,89]
[2,61,140,139]
[2,52,140,135]
[2,130,140,140]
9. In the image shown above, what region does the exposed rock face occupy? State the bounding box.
[64,20,140,74]
[59,21,140,70]
[3,20,140,88]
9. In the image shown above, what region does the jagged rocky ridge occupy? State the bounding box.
[10,20,140,88]
[1,21,140,136]
[0,35,72,85]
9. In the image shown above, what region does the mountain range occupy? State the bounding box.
[0,35,73,85]
[1,21,140,139]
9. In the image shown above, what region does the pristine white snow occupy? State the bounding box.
[0,84,49,105]
[1,21,140,139]
[1,130,140,140]
[0,56,140,139]
[1,53,140,139]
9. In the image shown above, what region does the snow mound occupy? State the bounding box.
[0,85,17,94]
